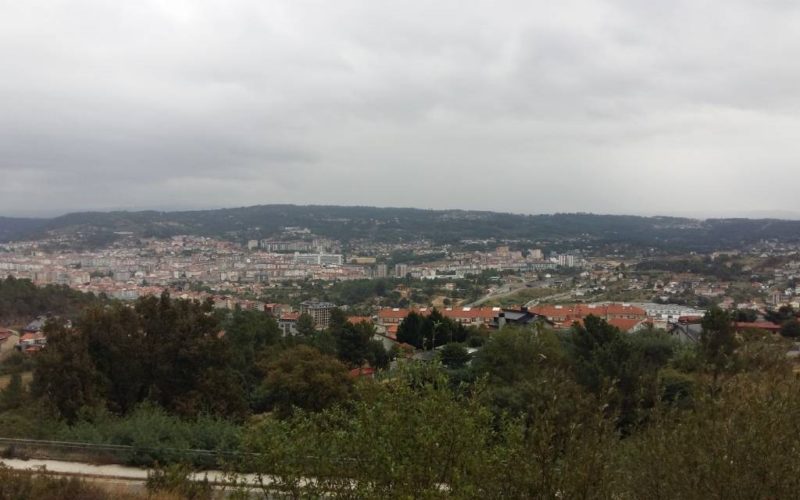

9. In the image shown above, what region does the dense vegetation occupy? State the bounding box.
[0,276,104,325]
[636,255,747,281]
[4,204,800,250]
[1,295,799,498]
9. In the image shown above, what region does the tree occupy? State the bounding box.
[33,293,249,420]
[334,321,374,368]
[397,311,424,348]
[700,307,736,369]
[766,305,795,324]
[256,345,354,418]
[700,306,737,395]
[295,313,316,337]
[733,308,758,322]
[31,319,103,423]
[439,343,470,369]
[223,309,281,394]
[780,319,800,339]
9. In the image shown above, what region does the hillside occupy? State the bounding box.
[1,205,799,251]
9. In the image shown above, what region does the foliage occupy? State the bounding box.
[617,372,800,499]
[0,275,103,324]
[8,206,800,251]
[146,463,213,500]
[439,342,470,369]
[779,318,800,338]
[242,363,618,498]
[765,304,796,324]
[700,306,737,383]
[31,318,104,423]
[59,403,242,466]
[221,308,282,397]
[31,293,248,421]
[294,313,316,337]
[396,308,468,349]
[255,345,354,419]
[0,465,110,500]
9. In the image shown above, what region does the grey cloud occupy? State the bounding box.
[1,0,800,217]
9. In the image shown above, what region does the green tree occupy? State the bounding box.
[256,345,354,418]
[295,313,316,337]
[780,319,800,339]
[700,306,737,381]
[31,319,103,423]
[33,293,248,420]
[440,342,470,369]
[765,305,795,324]
[733,308,758,322]
[397,311,424,347]
[333,320,375,368]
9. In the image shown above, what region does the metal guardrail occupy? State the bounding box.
[0,436,250,466]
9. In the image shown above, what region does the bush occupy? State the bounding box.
[58,404,242,467]
[0,465,109,500]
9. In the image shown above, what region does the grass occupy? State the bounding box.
[483,287,558,307]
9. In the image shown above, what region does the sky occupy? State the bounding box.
[2,0,800,218]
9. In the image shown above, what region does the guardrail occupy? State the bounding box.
[0,437,248,467]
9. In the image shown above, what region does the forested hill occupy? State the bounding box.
[0,216,48,242]
[1,204,800,250]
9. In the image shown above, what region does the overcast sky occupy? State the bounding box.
[2,1,800,218]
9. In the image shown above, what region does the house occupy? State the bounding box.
[493,308,552,329]
[530,303,647,331]
[278,312,300,336]
[16,331,47,353]
[376,307,500,329]
[668,317,703,343]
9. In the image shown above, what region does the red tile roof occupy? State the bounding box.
[531,304,646,325]
[377,307,499,323]
[347,316,372,325]
[734,321,781,332]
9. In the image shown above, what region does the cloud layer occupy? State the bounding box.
[2,0,800,217]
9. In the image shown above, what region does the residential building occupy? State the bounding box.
[300,300,337,329]
[395,263,408,278]
[531,303,647,332]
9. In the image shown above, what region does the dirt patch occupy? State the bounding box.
[0,371,33,390]
[0,334,20,361]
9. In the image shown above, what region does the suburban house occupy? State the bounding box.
[530,303,648,332]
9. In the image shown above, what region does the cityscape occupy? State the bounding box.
[4,0,800,497]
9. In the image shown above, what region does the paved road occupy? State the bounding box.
[0,457,263,486]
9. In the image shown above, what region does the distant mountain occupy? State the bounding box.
[1,204,800,251]
[0,216,48,242]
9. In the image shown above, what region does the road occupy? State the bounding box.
[467,281,572,308]
[467,282,533,307]
[0,457,271,496]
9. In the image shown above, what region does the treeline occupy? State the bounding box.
[8,205,800,250]
[2,299,800,497]
[0,276,104,325]
[8,293,393,425]
[636,255,747,281]
[237,309,800,498]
